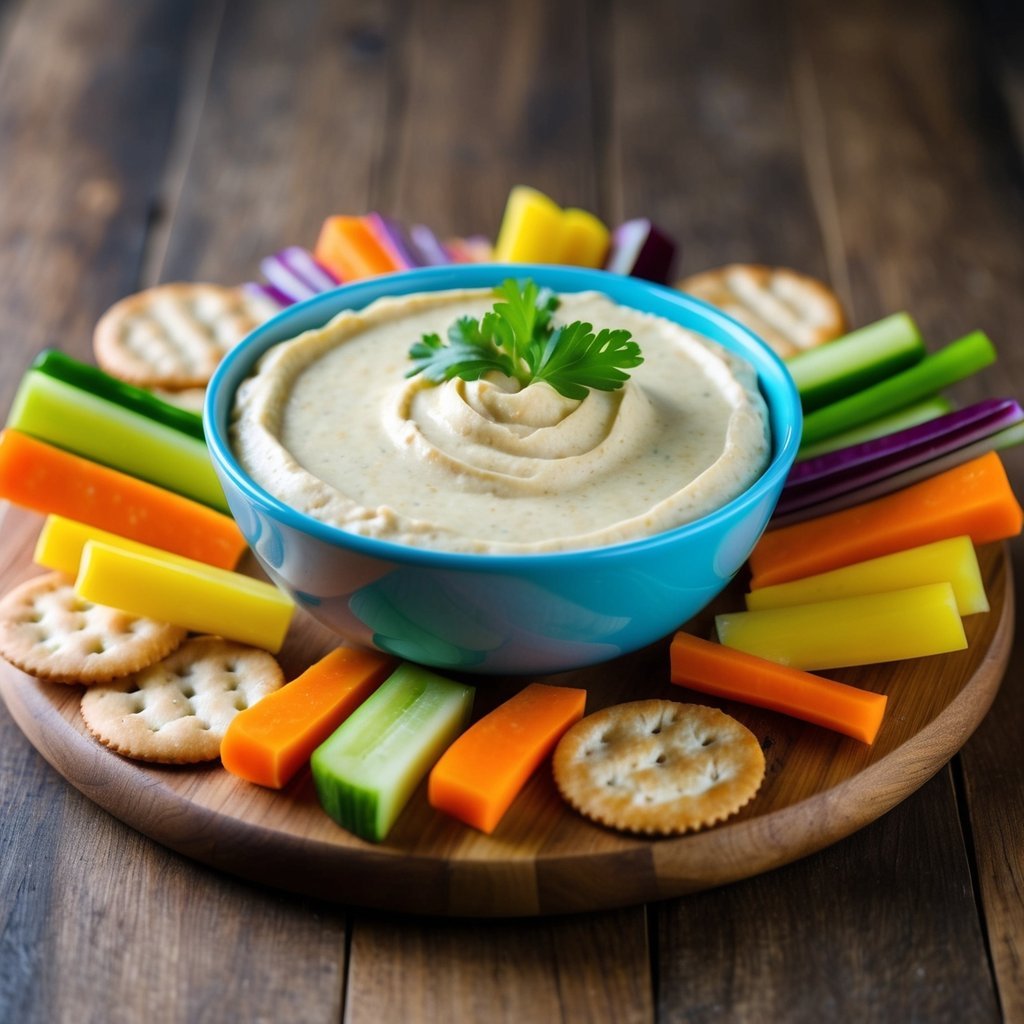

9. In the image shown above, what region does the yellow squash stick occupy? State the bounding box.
[493,186,566,262]
[744,536,988,616]
[35,514,190,576]
[555,208,611,268]
[716,583,967,671]
[75,540,294,653]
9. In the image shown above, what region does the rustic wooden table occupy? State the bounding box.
[1,1,1022,1020]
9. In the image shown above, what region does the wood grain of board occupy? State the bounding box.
[0,500,1013,917]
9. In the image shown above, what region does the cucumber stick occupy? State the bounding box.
[787,312,925,412]
[311,664,474,842]
[32,348,206,440]
[800,331,996,448]
[7,371,228,511]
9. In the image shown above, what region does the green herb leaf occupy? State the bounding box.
[406,278,643,399]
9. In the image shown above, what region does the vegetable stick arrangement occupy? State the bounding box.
[0,185,1021,847]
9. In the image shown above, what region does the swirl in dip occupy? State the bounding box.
[231,288,771,553]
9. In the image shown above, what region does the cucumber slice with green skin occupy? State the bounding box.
[787,312,925,412]
[7,370,228,511]
[311,664,475,843]
[796,397,954,461]
[32,349,206,441]
[800,331,996,448]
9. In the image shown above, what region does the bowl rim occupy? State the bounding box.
[205,263,802,569]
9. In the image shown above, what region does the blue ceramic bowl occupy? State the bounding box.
[205,265,801,674]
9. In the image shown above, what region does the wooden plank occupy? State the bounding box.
[961,597,1024,1024]
[959,6,1024,1007]
[0,0,202,409]
[791,0,1024,1017]
[0,2,353,1021]
[41,824,347,1024]
[0,2,200,1020]
[156,0,393,286]
[344,911,652,1023]
[605,0,833,290]
[607,0,1009,1016]
[655,771,999,1022]
[789,0,1024,346]
[377,0,602,239]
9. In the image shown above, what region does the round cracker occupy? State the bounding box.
[676,263,846,358]
[553,700,765,835]
[0,572,187,684]
[93,283,276,390]
[80,636,284,764]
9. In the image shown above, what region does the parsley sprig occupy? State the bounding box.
[407,279,644,400]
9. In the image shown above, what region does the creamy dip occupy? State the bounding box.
[231,288,771,553]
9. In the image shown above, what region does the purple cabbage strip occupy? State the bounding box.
[260,253,318,302]
[278,245,340,289]
[770,421,1024,529]
[409,223,453,266]
[604,218,677,283]
[260,247,340,304]
[787,397,1019,486]
[774,400,1023,518]
[242,280,293,308]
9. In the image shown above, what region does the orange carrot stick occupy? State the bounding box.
[314,215,401,280]
[0,429,247,569]
[750,452,1022,589]
[221,646,395,788]
[670,631,887,744]
[428,683,587,833]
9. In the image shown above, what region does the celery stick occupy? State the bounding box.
[32,349,205,441]
[796,397,953,460]
[311,664,474,842]
[7,371,228,511]
[800,331,996,448]
[787,313,925,412]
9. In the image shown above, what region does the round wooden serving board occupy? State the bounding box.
[0,503,1014,917]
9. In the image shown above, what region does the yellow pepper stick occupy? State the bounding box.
[716,583,967,671]
[35,513,188,576]
[493,185,566,263]
[555,208,611,268]
[75,540,294,653]
[744,536,989,616]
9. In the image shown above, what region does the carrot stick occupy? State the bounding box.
[221,647,395,788]
[751,452,1022,589]
[428,683,587,833]
[314,215,401,281]
[670,631,887,744]
[0,429,247,569]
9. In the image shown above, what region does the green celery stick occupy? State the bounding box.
[311,664,474,842]
[796,396,954,460]
[800,331,996,448]
[787,313,925,412]
[32,349,205,441]
[6,371,228,511]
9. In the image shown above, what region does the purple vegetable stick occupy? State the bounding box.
[260,254,319,302]
[776,400,1023,516]
[409,224,453,266]
[770,422,1024,528]
[278,246,340,290]
[604,219,677,284]
[787,397,1019,486]
[242,280,293,308]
